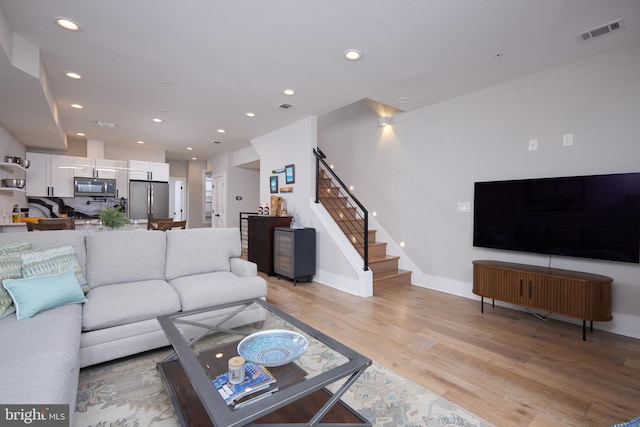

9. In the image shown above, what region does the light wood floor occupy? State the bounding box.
[264,275,640,427]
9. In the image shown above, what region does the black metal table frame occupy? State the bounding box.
[157,298,372,427]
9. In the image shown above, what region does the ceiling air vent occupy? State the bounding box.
[576,19,624,42]
[277,103,294,110]
[95,121,117,128]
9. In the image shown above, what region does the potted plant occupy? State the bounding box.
[98,206,130,229]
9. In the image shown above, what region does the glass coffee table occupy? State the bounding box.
[157,298,372,427]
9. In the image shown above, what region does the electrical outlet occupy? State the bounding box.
[528,139,538,151]
[563,133,573,146]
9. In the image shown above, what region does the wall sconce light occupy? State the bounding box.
[379,116,394,127]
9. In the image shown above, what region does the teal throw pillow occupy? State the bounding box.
[2,268,87,320]
[20,245,89,293]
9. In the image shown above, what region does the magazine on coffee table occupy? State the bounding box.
[213,363,276,405]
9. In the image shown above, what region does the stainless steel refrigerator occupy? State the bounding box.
[128,180,170,220]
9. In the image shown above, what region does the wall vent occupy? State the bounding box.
[576,19,624,42]
[277,103,294,110]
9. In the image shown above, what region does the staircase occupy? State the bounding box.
[316,168,412,295]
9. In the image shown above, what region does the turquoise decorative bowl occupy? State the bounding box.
[237,330,308,367]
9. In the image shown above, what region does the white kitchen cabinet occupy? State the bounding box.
[73,157,95,178]
[113,160,128,198]
[25,153,75,197]
[128,160,169,182]
[73,157,119,179]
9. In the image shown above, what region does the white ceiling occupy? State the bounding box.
[1,0,639,161]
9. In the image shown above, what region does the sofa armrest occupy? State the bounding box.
[230,258,257,277]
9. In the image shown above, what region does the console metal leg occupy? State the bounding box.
[583,320,586,341]
[481,296,484,313]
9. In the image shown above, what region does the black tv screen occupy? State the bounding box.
[473,172,640,263]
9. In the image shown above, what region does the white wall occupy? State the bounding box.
[104,144,165,163]
[318,43,640,339]
[186,160,207,228]
[208,151,260,228]
[251,117,359,293]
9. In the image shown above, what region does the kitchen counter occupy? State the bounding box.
[0,222,28,233]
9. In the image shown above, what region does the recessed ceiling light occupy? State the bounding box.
[246,112,256,117]
[137,140,145,144]
[283,89,295,96]
[191,157,197,160]
[71,103,83,109]
[186,147,193,151]
[396,97,410,104]
[344,49,362,61]
[217,129,226,133]
[65,72,82,80]
[55,17,81,31]
[76,132,85,136]
[152,118,163,123]
[212,141,222,144]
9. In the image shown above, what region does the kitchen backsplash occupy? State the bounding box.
[28,196,127,219]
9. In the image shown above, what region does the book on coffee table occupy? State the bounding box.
[213,363,276,405]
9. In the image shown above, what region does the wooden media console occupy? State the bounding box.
[472,260,613,340]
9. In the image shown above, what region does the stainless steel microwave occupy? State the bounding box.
[74,177,116,197]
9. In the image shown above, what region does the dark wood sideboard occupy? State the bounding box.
[472,260,613,340]
[247,215,292,275]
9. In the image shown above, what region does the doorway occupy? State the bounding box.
[169,177,186,221]
[212,173,226,228]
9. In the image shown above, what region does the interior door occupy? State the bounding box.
[212,174,226,228]
[169,178,185,220]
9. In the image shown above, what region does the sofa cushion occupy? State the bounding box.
[20,245,89,293]
[0,304,82,404]
[85,230,166,288]
[0,230,87,275]
[82,279,180,331]
[169,271,267,311]
[165,228,242,280]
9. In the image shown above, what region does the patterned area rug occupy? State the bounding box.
[75,342,493,427]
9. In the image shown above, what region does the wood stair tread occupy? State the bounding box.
[369,255,400,263]
[373,269,411,281]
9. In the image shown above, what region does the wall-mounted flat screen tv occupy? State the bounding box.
[473,172,640,263]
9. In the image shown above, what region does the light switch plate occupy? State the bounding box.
[458,202,471,212]
[528,139,538,151]
[563,133,573,146]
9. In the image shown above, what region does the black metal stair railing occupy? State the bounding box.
[238,211,257,258]
[313,148,369,271]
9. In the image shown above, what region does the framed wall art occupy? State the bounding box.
[285,164,295,184]
[270,176,279,193]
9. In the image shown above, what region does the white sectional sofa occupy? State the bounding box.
[0,227,267,418]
